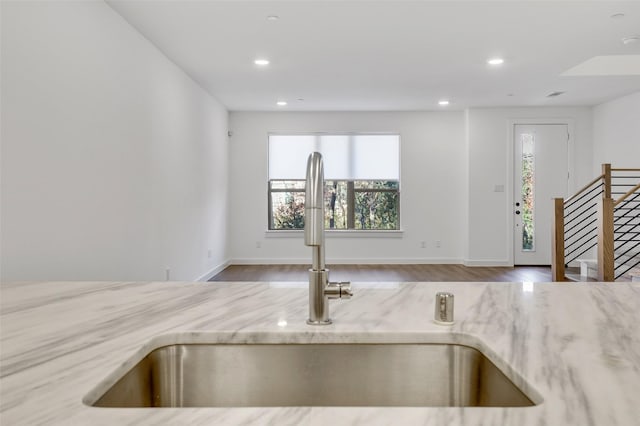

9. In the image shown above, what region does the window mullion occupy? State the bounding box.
[268,182,273,229]
[347,181,355,229]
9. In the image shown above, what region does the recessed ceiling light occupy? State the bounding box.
[610,13,625,19]
[276,101,287,106]
[438,100,450,106]
[297,98,305,102]
[254,59,270,66]
[487,58,505,66]
[622,36,639,45]
[266,15,279,21]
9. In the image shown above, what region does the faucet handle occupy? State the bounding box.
[326,282,353,299]
[339,282,353,299]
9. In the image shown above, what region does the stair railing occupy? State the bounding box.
[552,167,605,281]
[609,170,640,280]
[553,164,640,282]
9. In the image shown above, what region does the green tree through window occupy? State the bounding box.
[521,134,535,250]
[269,180,399,230]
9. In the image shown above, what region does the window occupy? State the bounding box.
[520,133,535,251]
[268,134,400,231]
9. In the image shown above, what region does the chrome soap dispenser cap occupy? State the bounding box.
[434,292,454,325]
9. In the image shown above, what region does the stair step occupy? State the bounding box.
[576,259,598,279]
[565,273,598,282]
[626,267,640,282]
[574,257,640,281]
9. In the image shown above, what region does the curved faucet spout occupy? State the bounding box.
[304,152,325,270]
[304,152,352,325]
[304,152,324,246]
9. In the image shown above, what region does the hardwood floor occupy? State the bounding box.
[210,264,553,282]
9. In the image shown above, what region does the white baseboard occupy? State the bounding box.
[231,257,463,265]
[232,258,309,265]
[330,258,463,265]
[194,259,231,281]
[223,258,520,267]
[463,259,513,267]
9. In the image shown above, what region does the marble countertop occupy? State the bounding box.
[1,280,639,425]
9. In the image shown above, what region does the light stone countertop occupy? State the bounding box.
[1,280,639,425]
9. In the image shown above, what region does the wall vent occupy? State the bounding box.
[546,91,565,98]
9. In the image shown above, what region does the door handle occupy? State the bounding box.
[515,210,521,215]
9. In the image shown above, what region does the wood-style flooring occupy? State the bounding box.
[210,264,553,282]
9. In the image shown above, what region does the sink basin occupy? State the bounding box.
[90,343,536,407]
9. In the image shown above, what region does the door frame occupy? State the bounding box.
[506,118,575,267]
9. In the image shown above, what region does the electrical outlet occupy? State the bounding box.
[436,240,442,248]
[207,249,212,259]
[420,241,426,248]
[256,241,261,249]
[165,268,171,281]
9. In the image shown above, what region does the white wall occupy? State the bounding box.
[1,1,229,281]
[593,91,640,170]
[228,112,467,264]
[229,108,596,267]
[466,107,593,265]
[1,0,614,278]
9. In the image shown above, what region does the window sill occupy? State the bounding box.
[265,230,404,238]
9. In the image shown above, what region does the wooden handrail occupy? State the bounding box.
[614,182,640,206]
[564,174,604,204]
[611,168,640,172]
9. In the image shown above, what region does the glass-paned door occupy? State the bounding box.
[514,124,569,265]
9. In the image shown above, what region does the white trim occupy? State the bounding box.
[194,259,231,281]
[506,118,575,267]
[264,230,302,238]
[232,257,462,265]
[232,258,310,265]
[463,259,512,267]
[265,230,404,238]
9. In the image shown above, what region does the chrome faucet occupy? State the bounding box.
[304,152,352,325]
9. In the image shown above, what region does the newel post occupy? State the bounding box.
[551,198,565,282]
[602,163,611,199]
[597,197,615,281]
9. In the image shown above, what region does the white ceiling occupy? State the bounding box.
[106,0,640,111]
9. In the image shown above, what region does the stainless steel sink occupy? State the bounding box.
[91,343,536,407]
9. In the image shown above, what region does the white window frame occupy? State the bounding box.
[267,132,401,234]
